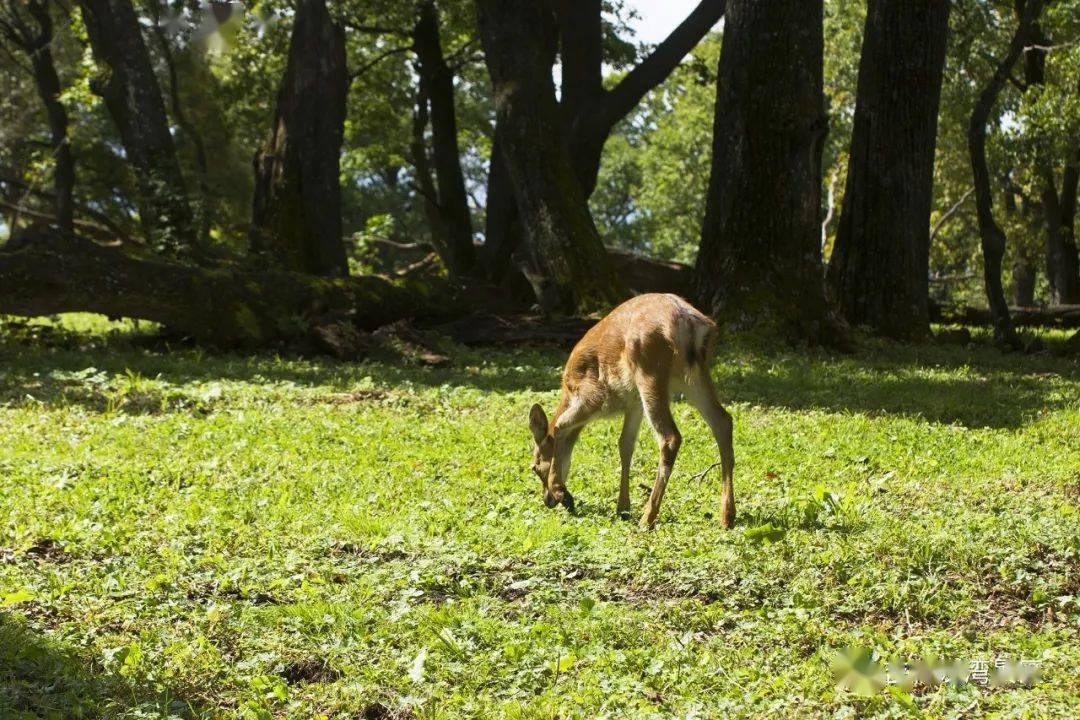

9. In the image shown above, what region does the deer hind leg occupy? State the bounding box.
[684,366,736,528]
[618,403,643,518]
[638,375,681,528]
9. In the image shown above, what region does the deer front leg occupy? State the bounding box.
[639,387,680,529]
[618,404,643,518]
[546,396,595,511]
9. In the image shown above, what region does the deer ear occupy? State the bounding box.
[529,403,548,444]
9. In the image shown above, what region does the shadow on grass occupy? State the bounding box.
[0,319,1075,429]
[0,614,202,719]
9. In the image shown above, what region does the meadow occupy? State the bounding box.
[0,316,1077,719]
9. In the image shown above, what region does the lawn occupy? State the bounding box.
[0,315,1077,719]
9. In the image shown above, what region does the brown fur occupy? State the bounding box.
[529,294,735,528]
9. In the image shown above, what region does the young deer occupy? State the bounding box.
[528,293,735,528]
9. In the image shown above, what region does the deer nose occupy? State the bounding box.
[544,490,560,508]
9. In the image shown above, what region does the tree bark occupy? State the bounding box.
[250,0,349,277]
[1026,29,1080,304]
[481,0,725,285]
[557,0,726,195]
[968,0,1044,347]
[1012,259,1037,306]
[480,126,521,282]
[0,0,76,233]
[149,12,213,248]
[0,228,443,347]
[77,0,195,256]
[1042,171,1080,303]
[476,0,625,313]
[412,0,475,278]
[826,0,950,339]
[693,0,836,343]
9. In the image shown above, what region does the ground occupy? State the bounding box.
[0,315,1077,719]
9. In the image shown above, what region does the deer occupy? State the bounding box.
[528,293,735,529]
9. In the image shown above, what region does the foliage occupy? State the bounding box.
[0,314,1077,718]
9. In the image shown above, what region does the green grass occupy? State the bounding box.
[1,315,1077,719]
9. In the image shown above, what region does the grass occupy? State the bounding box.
[0,314,1077,719]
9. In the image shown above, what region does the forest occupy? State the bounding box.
[0,1,1077,718]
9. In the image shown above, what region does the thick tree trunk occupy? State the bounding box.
[412,0,475,278]
[480,127,521,282]
[826,0,950,339]
[968,0,1044,347]
[77,0,195,256]
[0,229,442,347]
[476,0,625,313]
[250,0,349,277]
[693,0,836,343]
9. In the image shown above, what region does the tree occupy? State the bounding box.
[1023,20,1080,304]
[482,0,725,286]
[250,0,349,277]
[1042,154,1079,303]
[968,0,1045,347]
[557,0,725,196]
[77,0,195,255]
[826,0,950,339]
[694,0,837,343]
[411,0,475,278]
[0,0,74,233]
[476,0,625,312]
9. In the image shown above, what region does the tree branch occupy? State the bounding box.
[349,44,413,83]
[601,0,725,130]
[930,187,975,244]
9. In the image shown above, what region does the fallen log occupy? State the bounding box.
[430,313,596,346]
[0,228,455,348]
[606,247,694,296]
[930,302,1080,329]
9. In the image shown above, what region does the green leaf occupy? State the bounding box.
[1,589,35,606]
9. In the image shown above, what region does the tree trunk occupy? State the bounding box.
[693,0,836,343]
[6,0,75,233]
[481,126,521,282]
[77,0,195,256]
[412,0,475,278]
[826,0,950,339]
[0,228,444,347]
[1042,172,1080,303]
[250,0,349,277]
[481,0,725,285]
[1024,22,1079,304]
[968,0,1044,348]
[150,14,213,248]
[557,0,726,196]
[1012,258,1037,306]
[476,0,625,313]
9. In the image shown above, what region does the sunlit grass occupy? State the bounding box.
[0,314,1077,718]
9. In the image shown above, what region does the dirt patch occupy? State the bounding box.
[326,541,409,562]
[358,703,415,720]
[2,538,74,564]
[306,389,391,405]
[281,656,342,685]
